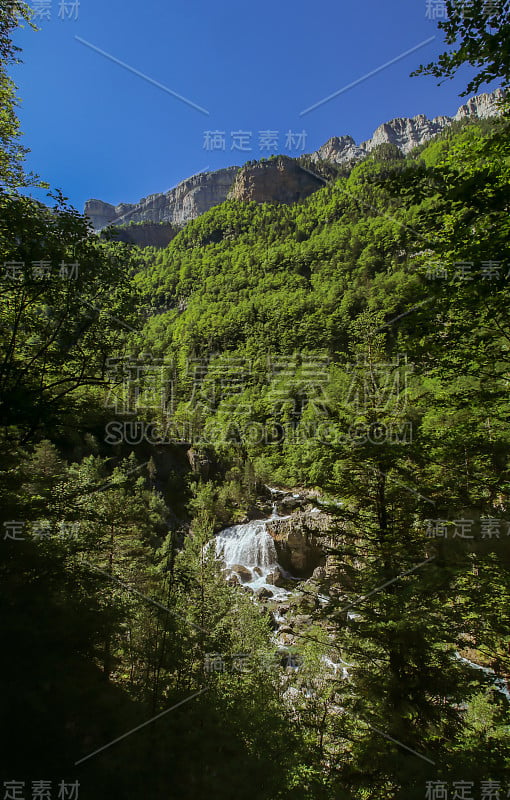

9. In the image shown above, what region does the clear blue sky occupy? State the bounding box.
[12,0,496,213]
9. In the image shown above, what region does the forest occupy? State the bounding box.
[1,2,510,798]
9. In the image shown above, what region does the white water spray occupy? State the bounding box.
[214,514,289,596]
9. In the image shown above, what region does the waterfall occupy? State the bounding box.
[214,516,288,596]
[215,520,279,573]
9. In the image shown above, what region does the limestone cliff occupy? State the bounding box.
[106,222,180,249]
[84,166,239,231]
[312,88,504,165]
[84,199,121,230]
[227,156,326,204]
[84,89,504,243]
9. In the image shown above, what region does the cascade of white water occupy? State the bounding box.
[214,514,290,596]
[215,519,279,573]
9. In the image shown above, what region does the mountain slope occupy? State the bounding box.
[84,89,503,242]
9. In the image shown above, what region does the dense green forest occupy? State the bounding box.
[1,2,510,798]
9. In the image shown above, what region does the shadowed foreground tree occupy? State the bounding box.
[413,0,510,95]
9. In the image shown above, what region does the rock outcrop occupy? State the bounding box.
[267,509,330,578]
[227,156,326,204]
[311,135,365,165]
[84,166,239,231]
[187,447,212,479]
[84,89,504,245]
[312,89,504,165]
[454,89,504,121]
[105,222,180,249]
[84,199,120,230]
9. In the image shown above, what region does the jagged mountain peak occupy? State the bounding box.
[313,88,504,165]
[84,89,504,244]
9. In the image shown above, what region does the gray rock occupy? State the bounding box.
[229,564,252,583]
[84,199,119,230]
[312,89,504,166]
[84,90,504,243]
[85,166,239,231]
[228,156,325,204]
[278,493,307,511]
[312,566,327,581]
[266,568,285,587]
[106,222,179,249]
[268,519,326,579]
[255,587,274,600]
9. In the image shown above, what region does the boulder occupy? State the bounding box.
[277,493,307,512]
[266,567,285,587]
[229,564,252,583]
[255,587,274,600]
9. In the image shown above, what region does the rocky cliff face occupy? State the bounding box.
[84,199,121,230]
[227,156,327,204]
[454,89,504,121]
[107,222,180,249]
[85,89,504,241]
[267,510,328,578]
[84,166,239,231]
[312,88,504,165]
